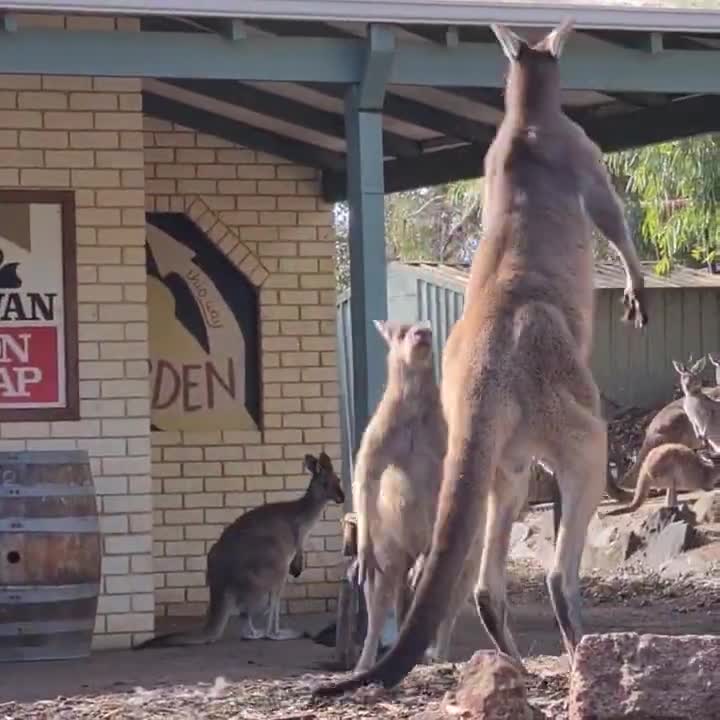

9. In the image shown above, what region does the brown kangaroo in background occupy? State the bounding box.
[351,319,450,672]
[604,442,720,517]
[315,18,648,696]
[611,357,720,504]
[135,452,344,649]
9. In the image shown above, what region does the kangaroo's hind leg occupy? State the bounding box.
[665,467,679,507]
[354,568,396,672]
[473,465,529,665]
[265,578,303,640]
[546,409,606,663]
[425,548,479,665]
[201,584,236,643]
[239,590,270,640]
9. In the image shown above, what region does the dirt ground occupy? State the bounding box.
[1,498,719,719]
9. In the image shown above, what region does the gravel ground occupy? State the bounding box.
[3,501,718,719]
[0,657,571,720]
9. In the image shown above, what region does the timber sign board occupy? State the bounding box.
[146,212,261,433]
[0,191,78,421]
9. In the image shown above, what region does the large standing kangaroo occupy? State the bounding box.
[315,18,648,695]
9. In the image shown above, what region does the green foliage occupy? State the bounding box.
[606,133,720,274]
[334,180,485,292]
[335,134,720,290]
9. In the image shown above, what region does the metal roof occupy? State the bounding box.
[396,260,720,289]
[4,1,720,31]
[5,5,720,198]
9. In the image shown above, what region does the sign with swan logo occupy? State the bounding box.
[0,191,78,420]
[146,212,261,432]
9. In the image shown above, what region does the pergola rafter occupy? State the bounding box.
[1,0,719,457]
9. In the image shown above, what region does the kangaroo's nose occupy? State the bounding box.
[412,326,431,343]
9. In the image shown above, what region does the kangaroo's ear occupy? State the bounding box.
[491,24,525,62]
[708,352,720,367]
[539,16,574,58]
[304,454,318,473]
[691,356,707,375]
[318,451,333,470]
[373,319,404,345]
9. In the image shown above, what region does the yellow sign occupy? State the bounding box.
[147,214,260,432]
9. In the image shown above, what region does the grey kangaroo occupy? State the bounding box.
[315,18,648,696]
[134,452,344,648]
[351,319,451,672]
[674,356,720,453]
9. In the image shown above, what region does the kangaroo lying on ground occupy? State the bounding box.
[674,356,720,453]
[351,319,451,672]
[603,442,720,517]
[610,355,720,504]
[314,18,648,696]
[134,452,344,649]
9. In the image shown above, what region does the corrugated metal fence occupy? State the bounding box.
[337,263,720,486]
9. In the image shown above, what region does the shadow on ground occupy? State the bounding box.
[1,601,718,704]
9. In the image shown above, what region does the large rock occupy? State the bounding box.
[640,504,697,535]
[643,520,695,568]
[569,633,720,720]
[581,523,635,574]
[427,651,534,720]
[692,490,720,524]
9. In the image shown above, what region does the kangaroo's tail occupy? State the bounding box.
[608,435,658,506]
[603,456,653,517]
[133,587,232,649]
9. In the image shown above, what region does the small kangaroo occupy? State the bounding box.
[351,319,452,672]
[673,356,720,453]
[604,442,720,517]
[134,452,344,649]
[315,18,648,697]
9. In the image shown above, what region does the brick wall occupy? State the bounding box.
[144,118,343,620]
[0,65,153,647]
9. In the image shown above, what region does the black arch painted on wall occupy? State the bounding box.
[146,211,262,430]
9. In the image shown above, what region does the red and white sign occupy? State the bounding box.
[0,192,76,418]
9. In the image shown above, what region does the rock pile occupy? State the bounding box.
[419,652,535,720]
[569,632,720,720]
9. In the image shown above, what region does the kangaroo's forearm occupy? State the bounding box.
[353,479,374,552]
[584,160,644,291]
[597,200,643,290]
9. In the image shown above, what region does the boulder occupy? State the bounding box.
[569,632,720,720]
[429,651,534,720]
[581,523,635,574]
[643,520,695,568]
[640,504,696,534]
[692,490,720,524]
[620,506,698,569]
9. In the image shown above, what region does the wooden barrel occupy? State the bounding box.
[0,450,100,662]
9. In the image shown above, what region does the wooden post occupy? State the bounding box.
[335,513,361,669]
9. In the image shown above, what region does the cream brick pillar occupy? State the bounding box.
[0,69,152,649]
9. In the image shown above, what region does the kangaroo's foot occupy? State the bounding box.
[239,615,266,640]
[266,627,304,641]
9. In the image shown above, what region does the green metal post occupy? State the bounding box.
[344,25,395,455]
